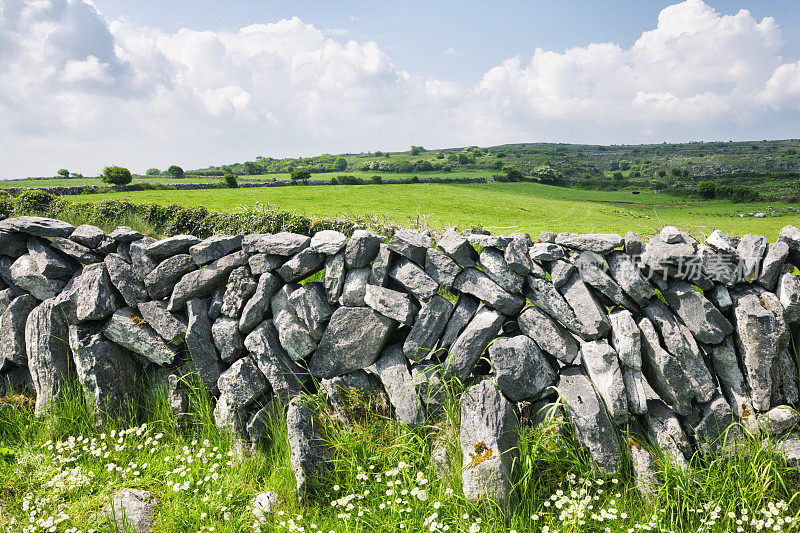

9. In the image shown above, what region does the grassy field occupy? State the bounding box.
[69,181,800,239]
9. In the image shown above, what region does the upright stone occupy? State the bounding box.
[221,266,257,318]
[388,229,429,264]
[345,230,382,268]
[437,228,478,267]
[488,335,556,402]
[758,241,789,290]
[185,298,224,395]
[376,345,425,427]
[662,281,732,344]
[580,340,628,423]
[559,271,610,340]
[0,294,38,367]
[240,273,282,334]
[445,306,504,382]
[425,247,462,289]
[26,299,74,415]
[137,300,187,344]
[403,294,453,361]
[288,282,334,341]
[75,263,121,322]
[478,247,524,293]
[324,252,347,304]
[212,317,246,363]
[438,293,480,352]
[217,356,269,410]
[245,320,306,403]
[287,396,331,501]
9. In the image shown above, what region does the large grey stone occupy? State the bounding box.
[51,237,101,264]
[771,349,799,408]
[580,340,628,424]
[27,299,74,415]
[310,230,347,255]
[504,236,533,275]
[28,236,77,280]
[489,335,556,402]
[106,488,156,533]
[0,288,15,318]
[453,267,524,315]
[137,300,187,344]
[557,366,621,473]
[217,356,269,410]
[189,234,242,266]
[69,323,139,423]
[468,233,511,248]
[524,277,582,336]
[779,225,800,263]
[288,282,334,340]
[549,259,575,288]
[248,253,286,275]
[389,258,439,300]
[555,233,623,254]
[622,366,648,416]
[185,298,224,395]
[644,400,691,467]
[737,234,767,283]
[145,254,196,301]
[479,247,524,293]
[339,267,370,306]
[575,251,636,309]
[0,231,29,258]
[70,224,105,248]
[129,237,156,282]
[0,216,74,238]
[403,294,453,361]
[444,306,504,382]
[364,284,419,325]
[273,307,317,362]
[734,293,784,411]
[438,293,480,352]
[10,254,57,300]
[212,316,246,363]
[388,228,430,264]
[323,252,346,304]
[250,232,311,256]
[705,229,739,257]
[221,266,257,318]
[609,309,641,369]
[437,228,478,267]
[344,230,382,268]
[708,284,733,312]
[108,226,143,242]
[630,441,659,502]
[559,271,610,340]
[307,306,396,379]
[460,378,518,514]
[699,245,738,286]
[776,272,800,325]
[638,316,695,416]
[758,241,790,290]
[287,396,331,501]
[102,307,177,366]
[517,305,579,364]
[245,320,306,403]
[0,294,38,367]
[75,263,122,322]
[369,243,394,286]
[239,272,281,334]
[640,234,698,279]
[213,394,248,438]
[321,370,389,425]
[168,251,248,311]
[710,336,753,419]
[105,253,148,307]
[529,242,565,262]
[376,344,425,426]
[624,231,642,256]
[687,395,741,456]
[662,280,732,344]
[643,300,717,407]
[145,234,201,261]
[278,248,324,283]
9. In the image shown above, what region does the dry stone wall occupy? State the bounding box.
[2,215,800,506]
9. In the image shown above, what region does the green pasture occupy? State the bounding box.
[69,181,800,239]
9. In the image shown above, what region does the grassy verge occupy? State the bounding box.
[2,377,800,532]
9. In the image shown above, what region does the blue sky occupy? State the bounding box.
[1,0,800,177]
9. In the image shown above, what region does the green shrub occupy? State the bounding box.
[0,191,14,216]
[335,175,365,185]
[167,165,185,178]
[223,173,239,188]
[697,180,716,199]
[15,190,58,213]
[101,166,132,185]
[290,169,311,182]
[57,169,69,178]
[371,175,382,184]
[146,168,160,175]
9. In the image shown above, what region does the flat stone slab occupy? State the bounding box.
[0,216,74,238]
[102,307,177,366]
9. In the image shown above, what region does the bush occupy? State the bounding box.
[167,165,185,178]
[371,175,382,184]
[57,169,69,178]
[15,190,59,213]
[502,165,524,181]
[101,166,132,185]
[223,173,238,188]
[335,175,365,185]
[291,169,311,183]
[146,168,160,176]
[697,180,716,199]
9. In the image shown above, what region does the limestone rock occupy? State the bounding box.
[0,216,74,238]
[129,237,156,282]
[70,224,105,248]
[529,242,565,262]
[105,253,148,307]
[555,233,623,254]
[489,335,556,402]
[444,306,504,382]
[365,284,419,325]
[288,282,334,341]
[737,234,767,283]
[710,337,752,418]
[478,247,524,293]
[221,266,257,318]
[69,323,139,423]
[438,293,479,352]
[168,251,248,311]
[106,488,156,533]
[10,254,57,300]
[453,267,524,315]
[251,232,311,256]
[27,299,74,415]
[248,253,286,275]
[245,320,306,403]
[217,356,269,409]
[145,254,196,301]
[324,252,347,304]
[557,366,621,473]
[776,272,800,325]
[369,243,394,286]
[310,230,347,255]
[524,276,582,336]
[251,491,283,524]
[75,263,121,322]
[240,272,282,334]
[580,340,629,423]
[460,378,518,514]
[212,316,246,363]
[517,305,579,364]
[321,370,389,425]
[758,241,789,290]
[662,281,732,344]
[609,309,641,369]
[376,344,425,426]
[189,235,242,266]
[339,267,370,306]
[504,236,533,275]
[624,232,642,256]
[137,300,187,343]
[559,271,610,340]
[687,395,741,456]
[102,307,177,366]
[388,228,430,264]
[287,396,331,500]
[575,251,636,310]
[0,294,39,367]
[630,441,660,501]
[108,226,143,242]
[403,294,453,361]
[437,228,478,267]
[389,258,439,300]
[51,237,101,264]
[145,234,201,261]
[307,306,396,379]
[278,248,324,282]
[344,230,382,268]
[185,298,224,395]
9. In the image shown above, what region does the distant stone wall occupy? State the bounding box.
[1,215,799,506]
[0,176,488,197]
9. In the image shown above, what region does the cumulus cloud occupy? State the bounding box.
[0,0,799,178]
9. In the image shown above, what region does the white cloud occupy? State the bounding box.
[0,0,799,178]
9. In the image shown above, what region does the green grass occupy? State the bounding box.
[3,376,800,533]
[245,169,490,182]
[0,176,236,188]
[69,181,800,239]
